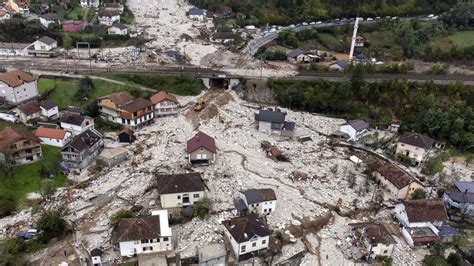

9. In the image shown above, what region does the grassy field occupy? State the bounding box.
[0,145,66,204]
[449,31,474,49]
[66,6,85,20]
[38,77,132,109]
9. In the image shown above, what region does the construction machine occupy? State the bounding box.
[194,97,206,111]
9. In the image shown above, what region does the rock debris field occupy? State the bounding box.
[0,91,425,265]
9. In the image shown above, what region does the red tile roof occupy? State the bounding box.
[370,160,420,189]
[35,127,66,140]
[0,126,40,151]
[404,199,448,223]
[99,91,134,107]
[186,131,216,154]
[150,91,179,105]
[0,70,36,88]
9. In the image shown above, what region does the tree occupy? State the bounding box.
[0,238,27,265]
[447,253,462,266]
[192,197,213,219]
[411,188,427,200]
[422,159,444,176]
[37,207,68,243]
[39,179,57,200]
[0,193,16,218]
[110,209,135,227]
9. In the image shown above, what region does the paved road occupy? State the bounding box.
[244,16,430,56]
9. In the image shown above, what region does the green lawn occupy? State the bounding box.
[0,145,66,204]
[449,31,474,49]
[38,77,142,109]
[66,6,85,20]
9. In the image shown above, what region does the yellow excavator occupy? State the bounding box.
[194,97,206,111]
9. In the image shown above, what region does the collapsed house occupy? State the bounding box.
[349,222,397,260]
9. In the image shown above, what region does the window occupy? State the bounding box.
[262,239,266,245]
[384,250,388,254]
[264,209,267,213]
[268,208,272,212]
[133,240,140,244]
[241,245,246,253]
[193,193,200,198]
[141,239,150,244]
[177,195,181,199]
[152,238,159,243]
[252,242,256,247]
[163,237,169,241]
[143,246,153,252]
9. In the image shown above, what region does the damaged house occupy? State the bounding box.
[156,172,207,208]
[223,214,271,262]
[255,108,295,137]
[112,210,172,257]
[393,199,448,246]
[395,132,435,166]
[350,222,397,260]
[369,160,423,200]
[235,189,277,216]
[0,126,43,165]
[443,181,474,215]
[186,131,216,164]
[61,129,104,169]
[339,120,369,141]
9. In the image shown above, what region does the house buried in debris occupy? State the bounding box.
[112,210,172,257]
[443,181,474,215]
[339,120,369,141]
[156,172,207,208]
[186,131,216,164]
[394,199,448,246]
[235,189,277,216]
[349,222,397,260]
[223,214,271,261]
[369,160,423,200]
[395,132,435,166]
[255,108,295,137]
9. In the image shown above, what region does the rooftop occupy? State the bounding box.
[99,91,134,107]
[37,36,57,45]
[223,214,271,243]
[60,112,86,126]
[0,70,36,88]
[121,98,153,113]
[404,199,448,223]
[112,216,162,244]
[156,172,206,194]
[150,91,179,105]
[40,99,57,110]
[17,101,41,115]
[343,120,369,132]
[186,131,216,154]
[188,8,205,16]
[241,188,277,204]
[255,108,287,123]
[454,181,474,193]
[35,127,66,140]
[351,222,397,245]
[287,48,304,58]
[63,129,102,152]
[398,132,435,149]
[370,160,420,189]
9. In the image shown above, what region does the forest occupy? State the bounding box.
[267,68,474,151]
[189,0,458,25]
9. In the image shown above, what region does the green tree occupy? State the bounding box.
[447,253,462,266]
[411,188,427,200]
[37,207,68,243]
[39,179,57,200]
[0,193,16,218]
[110,209,136,227]
[422,159,444,176]
[192,197,213,219]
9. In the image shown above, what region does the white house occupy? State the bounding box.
[80,0,100,8]
[39,13,56,28]
[395,132,435,166]
[0,69,38,103]
[443,181,474,215]
[339,120,369,141]
[350,222,397,260]
[329,60,349,71]
[35,127,71,148]
[39,99,59,119]
[156,173,206,208]
[112,210,172,257]
[98,9,120,26]
[287,49,309,63]
[90,248,102,266]
[108,23,128,35]
[60,112,94,136]
[186,131,217,164]
[25,36,58,57]
[237,189,277,215]
[223,214,271,261]
[255,108,295,137]
[393,200,448,246]
[188,8,205,21]
[150,91,180,117]
[16,101,41,123]
[0,42,29,56]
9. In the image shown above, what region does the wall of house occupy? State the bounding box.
[61,118,93,136]
[401,227,415,246]
[41,106,59,118]
[189,14,204,21]
[443,194,474,214]
[33,41,57,51]
[39,135,68,147]
[224,229,240,257]
[118,237,172,257]
[0,47,26,56]
[373,171,423,199]
[99,15,120,26]
[0,80,37,103]
[241,199,276,215]
[396,143,428,163]
[238,236,269,255]
[18,110,40,123]
[9,141,42,165]
[154,100,178,116]
[368,243,396,259]
[160,191,205,208]
[189,148,215,163]
[340,125,357,140]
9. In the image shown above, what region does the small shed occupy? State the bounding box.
[119,127,135,143]
[98,147,129,167]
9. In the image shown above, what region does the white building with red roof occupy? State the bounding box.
[186,131,216,164]
[35,127,72,147]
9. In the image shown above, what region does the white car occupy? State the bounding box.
[366,18,373,21]
[427,14,434,18]
[289,24,295,28]
[302,22,308,26]
[310,22,316,25]
[316,21,322,24]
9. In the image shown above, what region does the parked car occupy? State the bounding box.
[16,231,34,240]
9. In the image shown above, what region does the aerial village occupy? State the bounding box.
[0,0,473,265]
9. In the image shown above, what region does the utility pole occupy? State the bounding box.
[348,17,360,62]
